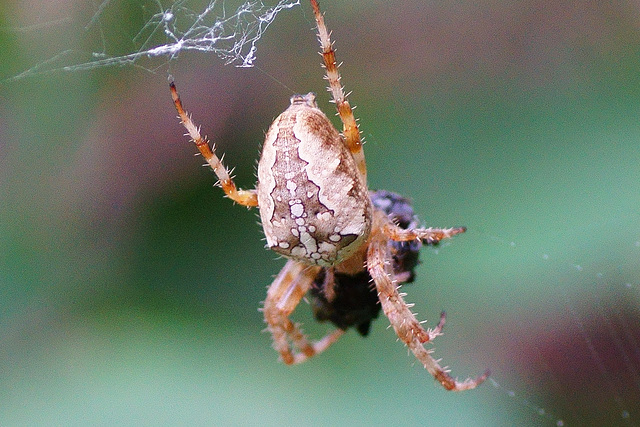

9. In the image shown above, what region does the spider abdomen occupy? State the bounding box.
[257,93,372,266]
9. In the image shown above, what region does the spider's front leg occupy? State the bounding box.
[263,260,345,364]
[170,82,258,207]
[367,211,489,391]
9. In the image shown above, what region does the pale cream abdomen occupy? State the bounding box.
[257,93,372,266]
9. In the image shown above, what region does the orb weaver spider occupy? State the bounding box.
[170,0,489,391]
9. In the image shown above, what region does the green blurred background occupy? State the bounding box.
[1,0,639,425]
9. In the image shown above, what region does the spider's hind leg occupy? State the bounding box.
[309,0,367,181]
[170,81,258,207]
[263,260,345,364]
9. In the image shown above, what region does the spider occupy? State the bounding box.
[170,0,489,391]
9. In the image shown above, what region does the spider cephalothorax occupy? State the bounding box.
[310,190,430,337]
[170,0,488,391]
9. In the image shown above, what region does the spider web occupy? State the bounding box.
[474,233,640,426]
[7,0,300,81]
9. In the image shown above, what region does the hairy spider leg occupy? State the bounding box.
[170,81,258,207]
[309,0,367,182]
[368,210,490,391]
[264,260,345,364]
[382,221,467,245]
